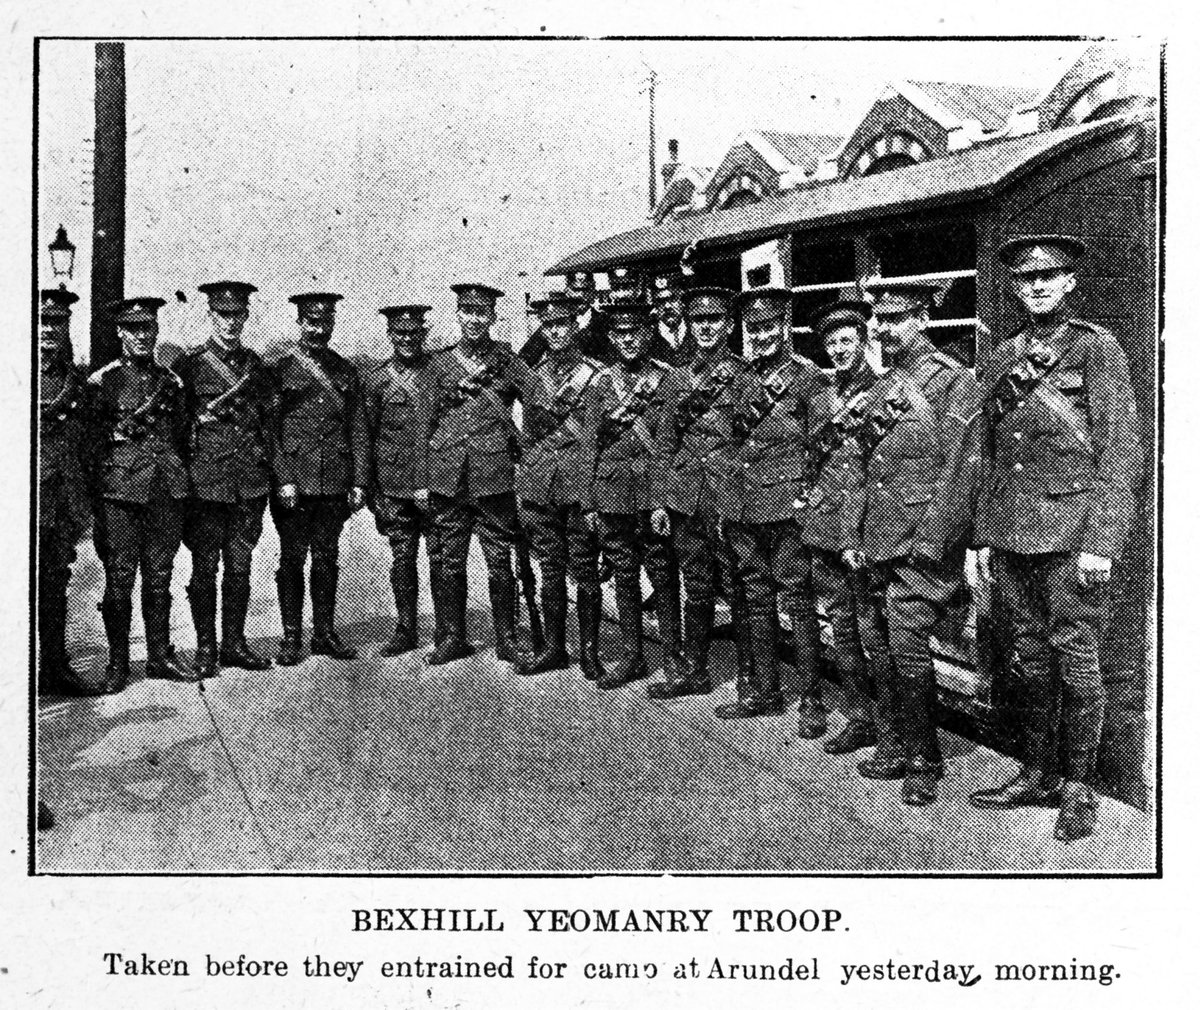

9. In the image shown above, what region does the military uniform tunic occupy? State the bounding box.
[38,362,91,679]
[725,351,829,705]
[801,358,880,722]
[977,317,1142,778]
[516,349,605,588]
[174,342,277,585]
[85,357,190,606]
[841,335,979,763]
[364,354,438,641]
[270,343,369,570]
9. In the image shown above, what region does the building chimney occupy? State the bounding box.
[662,138,681,188]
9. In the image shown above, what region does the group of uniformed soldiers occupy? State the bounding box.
[37,233,1142,844]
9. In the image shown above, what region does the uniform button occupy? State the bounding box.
[875,481,884,488]
[1012,432,1023,440]
[1013,463,1024,472]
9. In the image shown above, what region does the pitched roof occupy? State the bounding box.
[906,80,1040,132]
[546,114,1137,276]
[757,130,843,171]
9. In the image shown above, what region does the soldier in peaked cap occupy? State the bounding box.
[424,282,539,668]
[85,296,195,691]
[648,270,697,367]
[38,288,105,695]
[515,291,608,678]
[270,292,369,666]
[647,285,752,700]
[607,266,646,306]
[969,235,1142,843]
[840,279,979,806]
[363,304,442,657]
[518,273,613,366]
[801,299,883,755]
[174,281,277,678]
[582,300,682,690]
[717,287,830,727]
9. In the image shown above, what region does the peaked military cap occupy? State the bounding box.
[809,298,873,337]
[565,271,597,292]
[198,280,257,312]
[652,271,687,298]
[450,283,504,307]
[40,287,79,320]
[997,234,1087,275]
[604,301,654,330]
[532,290,583,322]
[607,266,645,301]
[735,286,793,323]
[862,279,940,314]
[682,285,736,313]
[289,292,343,320]
[380,304,432,331]
[109,296,166,323]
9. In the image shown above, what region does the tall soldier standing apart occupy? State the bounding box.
[174,281,276,678]
[85,297,196,690]
[583,301,682,690]
[842,280,979,805]
[720,288,829,726]
[802,299,883,755]
[271,292,368,665]
[38,288,105,695]
[363,304,439,657]
[425,283,534,667]
[648,286,749,699]
[516,291,607,678]
[968,236,1142,843]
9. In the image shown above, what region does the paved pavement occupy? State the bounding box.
[36,513,1155,874]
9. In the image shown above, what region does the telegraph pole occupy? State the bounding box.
[647,66,657,217]
[90,42,125,367]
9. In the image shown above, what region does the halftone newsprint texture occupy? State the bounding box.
[32,36,1160,875]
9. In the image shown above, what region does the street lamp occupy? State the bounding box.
[48,225,76,286]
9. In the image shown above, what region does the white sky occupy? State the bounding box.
[38,38,1132,356]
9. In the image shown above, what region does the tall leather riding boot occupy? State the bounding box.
[489,573,525,666]
[219,574,271,670]
[145,591,200,682]
[858,650,908,780]
[522,577,569,674]
[970,689,1063,809]
[427,566,473,665]
[98,597,132,694]
[648,599,714,699]
[381,558,419,657]
[598,571,648,690]
[187,580,220,679]
[652,567,684,685]
[310,562,357,660]
[716,612,784,719]
[898,662,944,806]
[37,566,71,692]
[275,567,306,666]
[791,604,828,739]
[576,584,606,682]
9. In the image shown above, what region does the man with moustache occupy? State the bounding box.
[85,297,195,691]
[174,281,276,678]
[518,272,612,366]
[719,288,829,727]
[841,280,979,806]
[363,304,442,657]
[968,236,1142,843]
[425,283,535,667]
[647,286,750,699]
[271,293,369,666]
[37,288,103,695]
[516,290,607,678]
[583,301,681,690]
[802,299,882,755]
